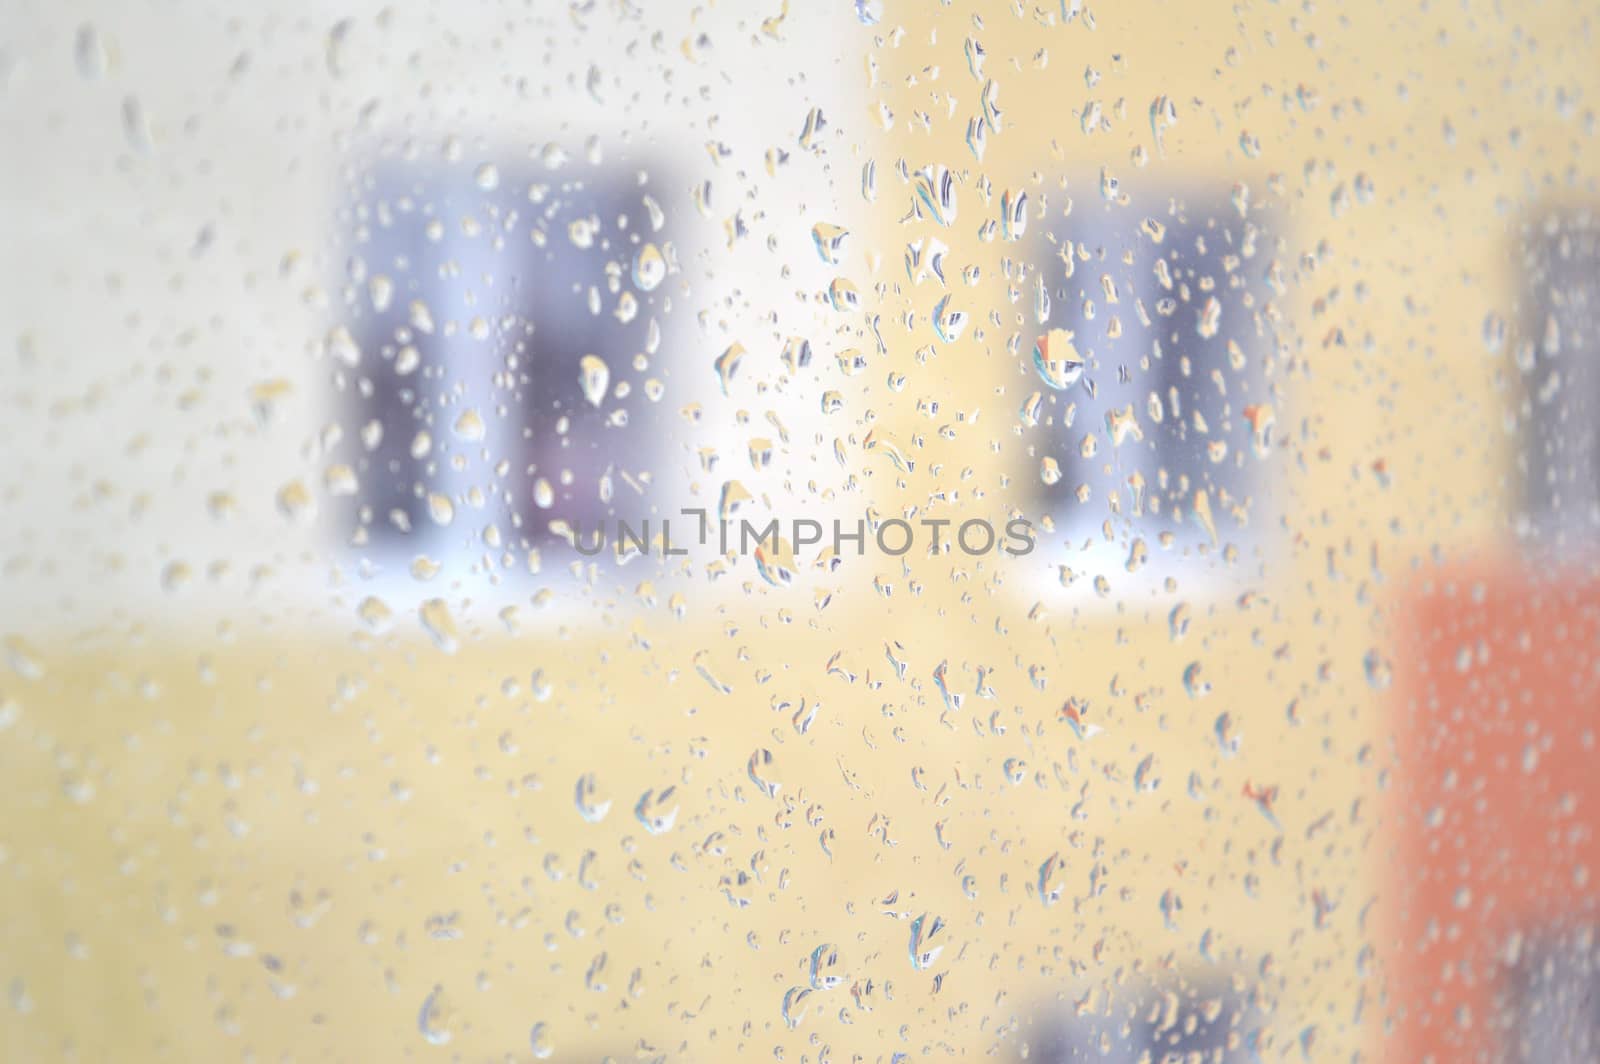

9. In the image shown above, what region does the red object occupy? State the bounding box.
[1387,559,1600,1061]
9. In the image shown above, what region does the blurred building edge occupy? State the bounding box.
[1387,196,1600,1062]
[1020,970,1264,1063]
[1514,205,1600,554]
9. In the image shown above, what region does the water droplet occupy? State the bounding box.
[1000,188,1028,241]
[75,25,107,80]
[367,274,393,312]
[753,537,798,587]
[1482,312,1507,354]
[1196,295,1222,339]
[809,943,845,989]
[965,116,988,162]
[579,354,610,406]
[781,336,813,375]
[811,222,850,265]
[747,748,781,798]
[716,482,753,524]
[914,165,958,226]
[1215,713,1241,757]
[634,787,680,835]
[828,278,861,311]
[575,774,611,823]
[1363,649,1393,690]
[357,596,393,632]
[1159,888,1183,930]
[324,19,352,78]
[122,96,153,154]
[452,408,484,442]
[529,1022,554,1059]
[427,493,454,526]
[633,243,667,291]
[1032,328,1084,390]
[907,912,946,970]
[1038,852,1067,906]
[932,294,968,342]
[275,480,315,523]
[1150,94,1178,155]
[533,478,555,509]
[1182,662,1211,698]
[1133,753,1160,792]
[713,342,746,395]
[408,299,435,334]
[964,36,987,79]
[568,217,596,248]
[419,599,459,654]
[781,986,813,1029]
[797,107,828,151]
[417,985,454,1045]
[854,0,884,25]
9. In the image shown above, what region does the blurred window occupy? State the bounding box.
[1517,210,1600,546]
[1028,187,1279,565]
[1030,975,1258,1063]
[335,158,677,565]
[1501,926,1600,1064]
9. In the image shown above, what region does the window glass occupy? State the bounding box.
[337,156,679,567]
[1026,183,1279,586]
[2,3,1599,1063]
